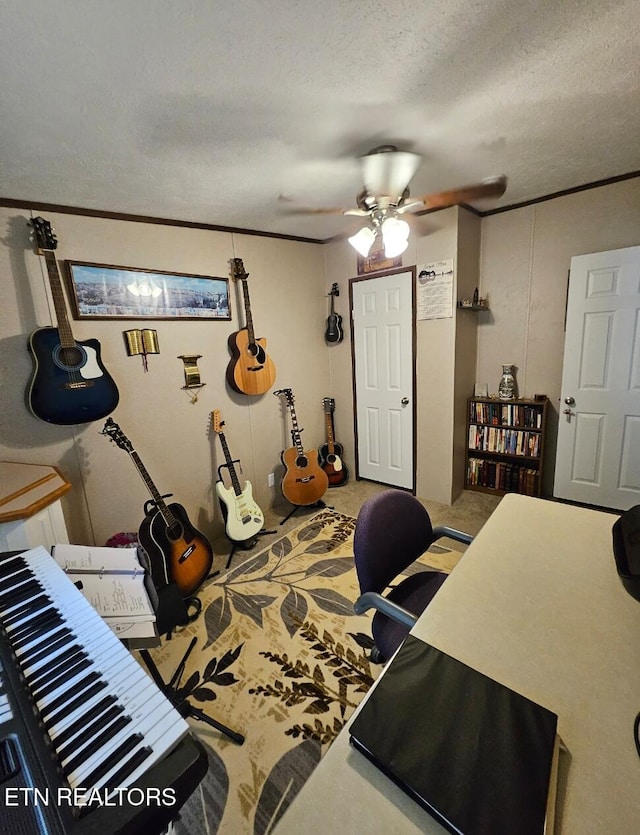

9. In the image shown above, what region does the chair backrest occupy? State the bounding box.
[353,490,435,594]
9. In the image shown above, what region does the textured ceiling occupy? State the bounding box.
[1,0,639,241]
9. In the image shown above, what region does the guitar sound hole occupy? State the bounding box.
[55,344,86,370]
[167,522,184,542]
[295,455,308,468]
[248,343,266,364]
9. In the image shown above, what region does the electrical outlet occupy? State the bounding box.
[268,472,275,488]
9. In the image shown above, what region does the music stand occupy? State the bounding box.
[140,638,245,745]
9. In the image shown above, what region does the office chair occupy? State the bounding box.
[353,489,473,662]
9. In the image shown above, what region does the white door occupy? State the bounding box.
[554,246,640,510]
[352,269,414,489]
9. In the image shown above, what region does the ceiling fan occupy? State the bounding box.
[281,144,507,257]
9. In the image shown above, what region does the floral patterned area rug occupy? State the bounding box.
[145,509,377,834]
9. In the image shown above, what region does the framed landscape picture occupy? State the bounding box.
[65,261,231,320]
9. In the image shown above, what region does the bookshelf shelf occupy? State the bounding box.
[465,396,548,497]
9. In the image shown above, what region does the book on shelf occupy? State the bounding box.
[51,543,157,640]
[349,635,560,835]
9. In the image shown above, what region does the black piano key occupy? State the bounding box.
[11,610,61,645]
[51,694,119,748]
[57,704,126,765]
[0,568,31,592]
[0,555,26,578]
[2,594,51,626]
[39,671,101,720]
[101,745,154,793]
[81,733,144,788]
[43,680,108,731]
[64,715,134,778]
[0,578,41,609]
[27,645,84,688]
[32,656,91,701]
[25,627,73,666]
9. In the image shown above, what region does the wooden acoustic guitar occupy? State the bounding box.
[275,388,329,506]
[102,418,214,597]
[211,409,265,543]
[226,257,277,395]
[318,397,349,487]
[27,217,120,425]
[324,282,344,344]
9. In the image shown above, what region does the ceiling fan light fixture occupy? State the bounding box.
[381,216,410,258]
[348,225,376,257]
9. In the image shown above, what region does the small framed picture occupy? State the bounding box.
[474,382,489,397]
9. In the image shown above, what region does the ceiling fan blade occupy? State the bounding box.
[412,175,507,214]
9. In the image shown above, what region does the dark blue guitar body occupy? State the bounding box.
[28,327,120,425]
[27,217,119,426]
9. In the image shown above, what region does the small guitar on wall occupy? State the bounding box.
[226,257,277,396]
[319,397,349,487]
[102,418,214,598]
[211,410,265,543]
[27,217,120,425]
[324,282,344,344]
[275,388,329,506]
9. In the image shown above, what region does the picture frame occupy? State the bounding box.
[65,261,231,320]
[356,237,402,275]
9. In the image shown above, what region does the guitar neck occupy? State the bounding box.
[240,281,256,344]
[129,449,176,527]
[324,412,336,454]
[288,402,305,456]
[217,432,242,496]
[43,250,75,348]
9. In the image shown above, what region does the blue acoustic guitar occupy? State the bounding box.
[27,217,120,425]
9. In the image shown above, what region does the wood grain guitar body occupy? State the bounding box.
[226,328,276,396]
[280,446,329,506]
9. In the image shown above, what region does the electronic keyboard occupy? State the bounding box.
[0,546,207,834]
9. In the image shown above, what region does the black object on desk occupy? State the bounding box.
[349,635,558,835]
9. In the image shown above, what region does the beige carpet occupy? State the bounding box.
[145,507,463,834]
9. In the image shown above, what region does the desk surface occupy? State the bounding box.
[276,494,640,834]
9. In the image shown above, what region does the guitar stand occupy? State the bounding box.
[140,638,245,746]
[225,528,275,570]
[279,500,333,526]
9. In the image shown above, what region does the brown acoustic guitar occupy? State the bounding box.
[275,388,329,506]
[102,418,214,597]
[226,257,277,395]
[318,397,349,487]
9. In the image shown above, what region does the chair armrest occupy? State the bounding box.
[432,525,474,545]
[354,592,418,629]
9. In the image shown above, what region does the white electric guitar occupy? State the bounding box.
[211,410,264,543]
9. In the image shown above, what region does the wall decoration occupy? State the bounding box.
[356,237,402,275]
[416,259,454,320]
[66,261,230,320]
[178,354,205,403]
[123,328,160,372]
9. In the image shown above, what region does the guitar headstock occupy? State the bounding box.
[211,409,225,434]
[322,397,335,414]
[230,258,248,283]
[101,417,134,453]
[274,388,294,408]
[30,217,58,254]
[328,282,339,297]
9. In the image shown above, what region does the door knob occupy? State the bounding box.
[564,396,575,406]
[401,397,409,406]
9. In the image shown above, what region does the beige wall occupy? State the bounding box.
[477,177,640,492]
[3,177,639,545]
[0,208,327,547]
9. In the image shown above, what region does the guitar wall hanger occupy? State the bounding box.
[178,354,205,403]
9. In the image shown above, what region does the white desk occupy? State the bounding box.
[276,494,640,834]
